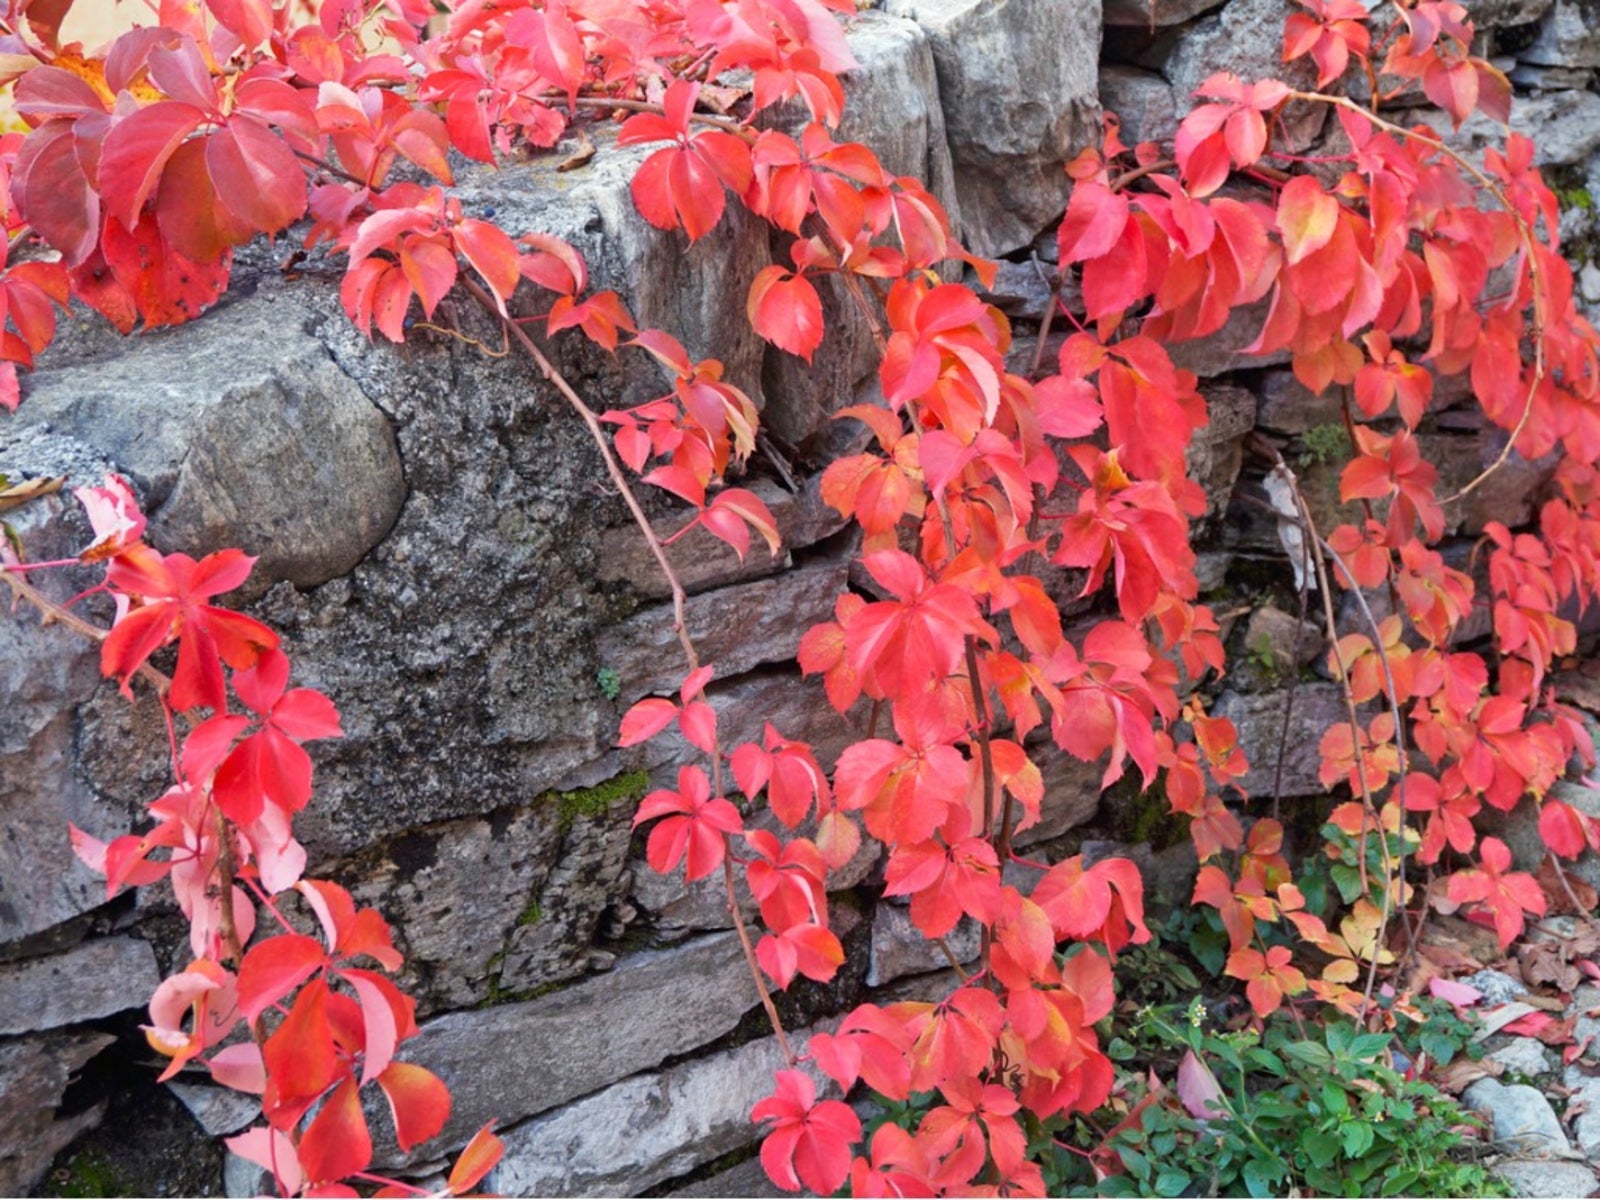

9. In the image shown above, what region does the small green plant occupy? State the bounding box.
[1299,422,1353,467]
[1245,630,1287,685]
[1390,994,1483,1069]
[1084,1007,1503,1199]
[1115,921,1204,1007]
[596,666,622,701]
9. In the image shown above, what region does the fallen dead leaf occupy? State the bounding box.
[556,131,596,173]
[0,475,63,514]
[1434,1056,1497,1094]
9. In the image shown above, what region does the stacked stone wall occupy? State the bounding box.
[3,0,1599,1193]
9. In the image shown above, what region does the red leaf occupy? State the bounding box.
[343,970,400,1085]
[448,1126,503,1195]
[99,212,232,330]
[207,0,274,47]
[454,219,521,311]
[157,139,255,262]
[237,933,326,1023]
[748,265,824,362]
[752,1070,861,1195]
[1278,175,1340,266]
[618,697,677,746]
[377,1062,451,1151]
[1176,1049,1224,1119]
[14,121,101,266]
[298,1076,372,1184]
[100,102,208,230]
[205,119,308,233]
[1058,181,1129,263]
[262,978,340,1109]
[1541,800,1588,860]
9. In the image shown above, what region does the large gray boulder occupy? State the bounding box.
[762,12,960,455]
[489,1027,831,1196]
[12,296,405,599]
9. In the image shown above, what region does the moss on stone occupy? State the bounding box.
[549,768,650,828]
[48,1150,129,1198]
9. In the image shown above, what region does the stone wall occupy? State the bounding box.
[2,0,1598,1195]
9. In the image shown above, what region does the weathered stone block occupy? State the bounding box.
[1014,749,1104,849]
[1189,385,1257,526]
[387,933,757,1165]
[883,0,1103,257]
[489,1027,831,1197]
[1104,0,1225,27]
[1520,0,1600,67]
[13,295,405,598]
[596,476,849,600]
[338,772,640,1013]
[1213,683,1349,798]
[0,938,160,1035]
[1158,0,1326,150]
[1415,88,1600,167]
[0,487,136,946]
[0,1030,114,1196]
[867,901,980,986]
[597,559,848,702]
[758,12,962,453]
[1099,64,1180,148]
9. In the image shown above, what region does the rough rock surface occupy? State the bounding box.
[1462,1077,1572,1154]
[1189,386,1256,527]
[761,12,960,454]
[1158,0,1326,150]
[1493,1158,1600,1198]
[868,902,981,986]
[0,493,132,946]
[1521,0,1600,67]
[0,938,160,1035]
[883,0,1102,257]
[490,1028,830,1196]
[386,933,755,1164]
[598,560,848,702]
[11,296,405,598]
[1099,64,1180,148]
[1104,0,1224,25]
[0,1030,115,1195]
[1417,89,1600,167]
[1212,684,1349,798]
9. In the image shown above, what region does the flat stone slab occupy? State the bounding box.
[385,932,756,1165]
[0,938,160,1035]
[490,1026,830,1197]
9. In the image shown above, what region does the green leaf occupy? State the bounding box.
[1304,1129,1341,1167]
[1118,1146,1151,1180]
[1242,1157,1282,1198]
[1419,1027,1460,1066]
[1322,1080,1350,1116]
[1341,1121,1375,1158]
[1282,1040,1334,1070]
[1351,1033,1393,1060]
[1330,862,1365,904]
[1154,1169,1191,1196]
